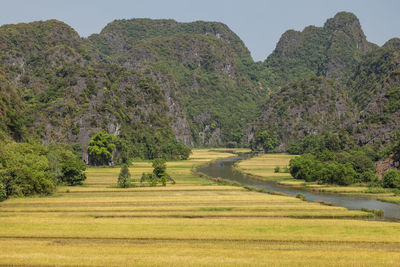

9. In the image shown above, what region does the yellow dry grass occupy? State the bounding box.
[0,149,399,266]
[236,153,295,181]
[378,196,400,205]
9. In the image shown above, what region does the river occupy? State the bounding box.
[198,155,400,220]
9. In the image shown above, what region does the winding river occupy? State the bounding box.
[198,155,400,220]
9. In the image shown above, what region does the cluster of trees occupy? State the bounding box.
[117,158,174,188]
[89,130,192,166]
[289,151,376,185]
[288,132,350,155]
[140,158,173,187]
[252,130,279,152]
[289,131,400,188]
[0,141,86,201]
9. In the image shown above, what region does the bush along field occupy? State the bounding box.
[1,149,400,266]
[241,131,400,203]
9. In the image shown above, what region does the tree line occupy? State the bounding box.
[287,131,400,189]
[0,141,86,201]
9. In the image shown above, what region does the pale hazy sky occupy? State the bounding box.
[1,0,399,61]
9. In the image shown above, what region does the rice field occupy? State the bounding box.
[0,149,400,266]
[235,153,295,181]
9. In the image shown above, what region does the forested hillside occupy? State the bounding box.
[0,12,399,170]
[254,12,400,155]
[0,18,267,163]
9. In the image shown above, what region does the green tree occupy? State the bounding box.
[255,131,278,152]
[88,131,116,165]
[391,130,400,162]
[289,153,356,185]
[61,158,86,186]
[47,143,86,186]
[0,142,55,199]
[289,154,319,182]
[118,164,131,188]
[152,158,170,186]
[323,133,341,152]
[382,170,400,188]
[331,162,356,185]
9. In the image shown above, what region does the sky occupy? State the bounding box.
[1,0,399,61]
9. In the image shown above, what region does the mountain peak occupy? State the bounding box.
[90,17,252,63]
[0,19,81,53]
[323,11,369,51]
[324,12,360,30]
[383,38,400,49]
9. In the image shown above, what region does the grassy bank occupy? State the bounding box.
[0,149,399,266]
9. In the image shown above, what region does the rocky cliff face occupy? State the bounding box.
[352,49,400,145]
[88,18,253,62]
[323,12,372,79]
[0,17,262,157]
[254,12,399,150]
[256,77,355,149]
[0,20,195,161]
[89,20,261,147]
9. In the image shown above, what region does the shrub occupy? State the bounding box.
[0,182,7,202]
[274,166,280,173]
[296,193,307,201]
[361,207,384,217]
[359,170,378,183]
[140,173,158,187]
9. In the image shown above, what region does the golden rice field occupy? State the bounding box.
[235,153,295,181]
[1,149,400,266]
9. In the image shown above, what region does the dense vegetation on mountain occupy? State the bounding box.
[254,76,355,150]
[0,20,197,163]
[254,12,400,157]
[249,11,400,184]
[88,19,263,147]
[0,11,399,192]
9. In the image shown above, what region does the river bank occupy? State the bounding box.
[198,152,400,220]
[234,153,400,205]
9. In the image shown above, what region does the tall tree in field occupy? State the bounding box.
[152,158,170,186]
[118,164,131,188]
